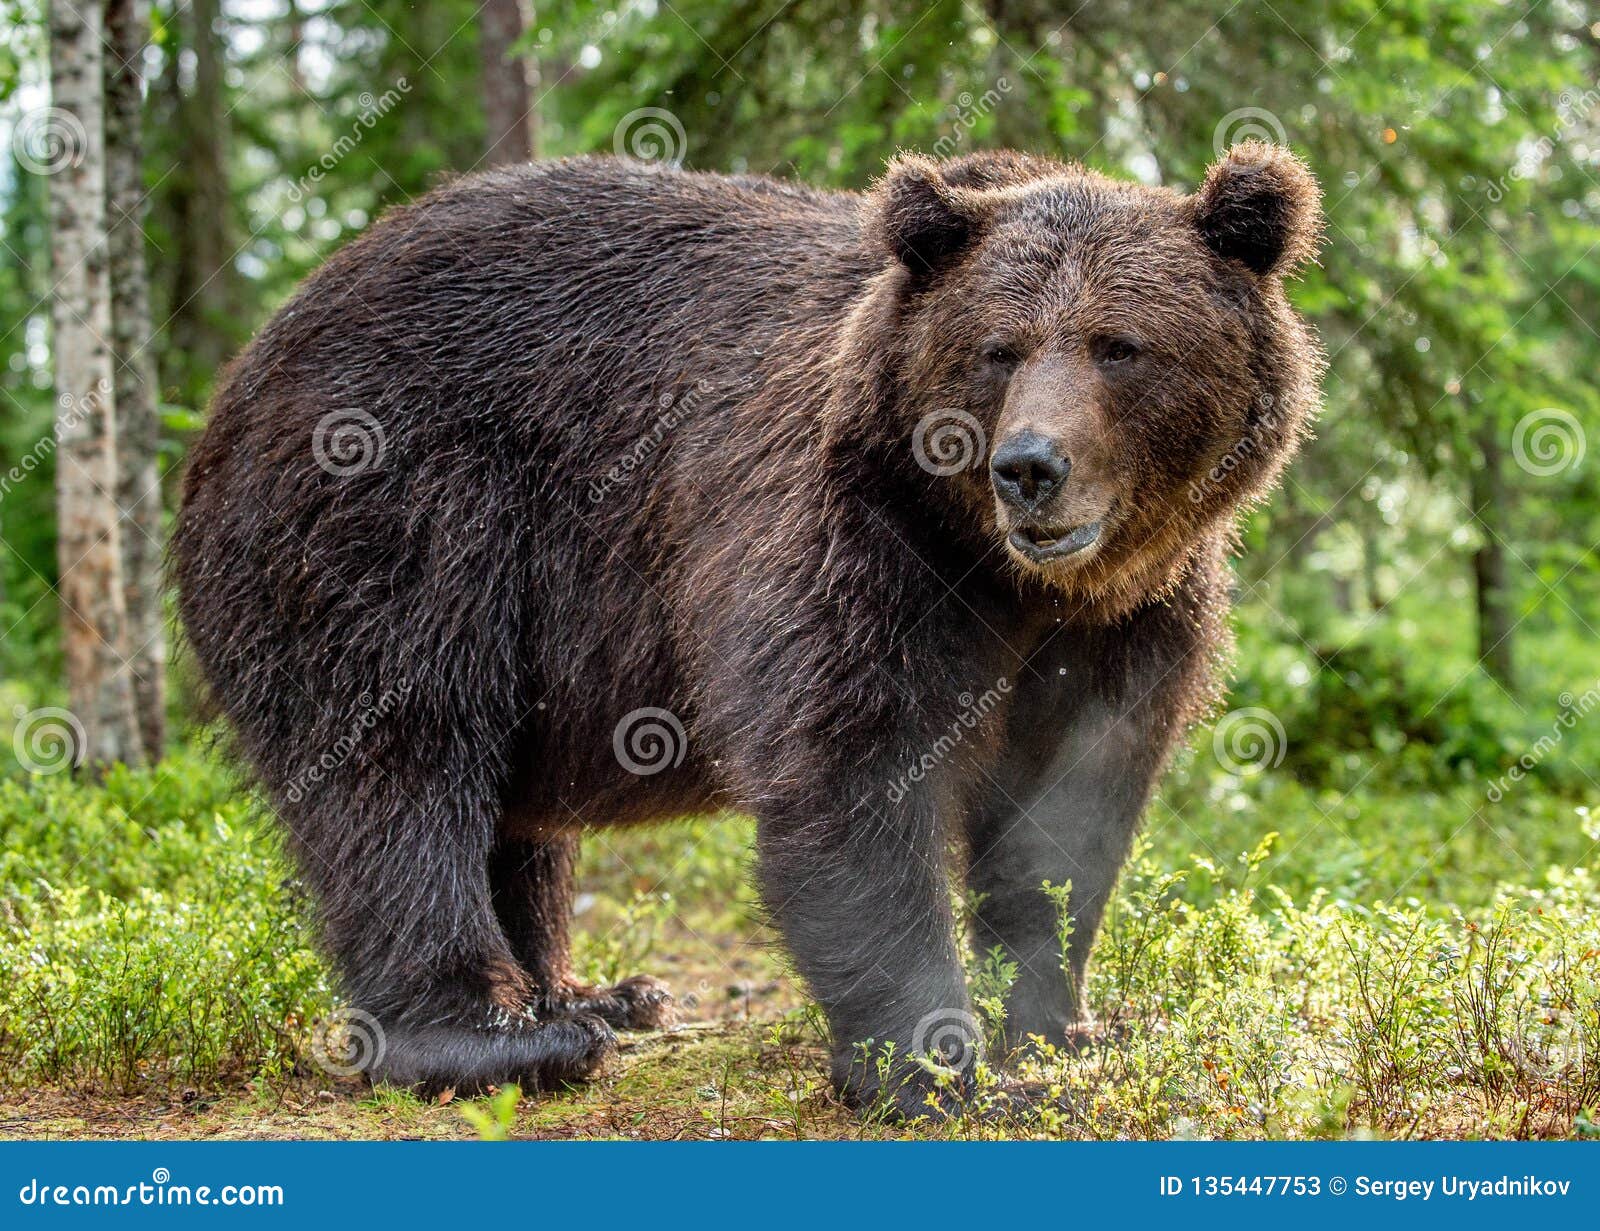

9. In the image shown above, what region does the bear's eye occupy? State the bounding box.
[980,342,1019,370]
[1094,336,1143,366]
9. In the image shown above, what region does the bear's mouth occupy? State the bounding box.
[1007,520,1104,564]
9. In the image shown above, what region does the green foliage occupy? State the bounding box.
[573,888,674,988]
[0,744,1593,1137]
[0,748,330,1093]
[1005,835,1600,1140]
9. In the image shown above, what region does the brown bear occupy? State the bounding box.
[172,143,1323,1117]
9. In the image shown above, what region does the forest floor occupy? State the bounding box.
[2,746,1598,1141]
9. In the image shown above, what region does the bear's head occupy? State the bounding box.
[838,143,1325,618]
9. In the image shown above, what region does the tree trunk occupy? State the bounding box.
[105,0,165,762]
[47,0,141,770]
[285,0,306,92]
[480,0,535,164]
[1470,415,1516,691]
[166,0,234,407]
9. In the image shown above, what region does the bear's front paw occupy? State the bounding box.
[852,1068,1078,1126]
[835,1050,977,1124]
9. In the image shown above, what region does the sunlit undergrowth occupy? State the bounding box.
[0,744,1596,1140]
[1003,834,1600,1140]
[0,753,328,1093]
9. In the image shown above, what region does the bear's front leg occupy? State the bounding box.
[966,571,1224,1053]
[755,772,975,1120]
[966,690,1166,1051]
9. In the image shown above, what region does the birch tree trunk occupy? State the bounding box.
[480,0,536,165]
[105,0,165,762]
[47,0,141,769]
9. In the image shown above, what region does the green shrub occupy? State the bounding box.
[0,746,330,1093]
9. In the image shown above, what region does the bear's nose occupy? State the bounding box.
[990,431,1071,509]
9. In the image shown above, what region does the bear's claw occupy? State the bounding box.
[545,974,675,1031]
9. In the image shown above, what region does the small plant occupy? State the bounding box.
[969,945,1017,1060]
[458,1084,522,1141]
[1041,879,1075,986]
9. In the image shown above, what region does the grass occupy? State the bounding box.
[0,726,1595,1140]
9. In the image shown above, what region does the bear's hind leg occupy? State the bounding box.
[301,779,617,1096]
[489,835,675,1030]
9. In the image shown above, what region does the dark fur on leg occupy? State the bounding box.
[751,747,979,1117]
[372,1014,616,1097]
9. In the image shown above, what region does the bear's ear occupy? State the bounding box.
[868,154,987,275]
[1191,142,1323,278]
